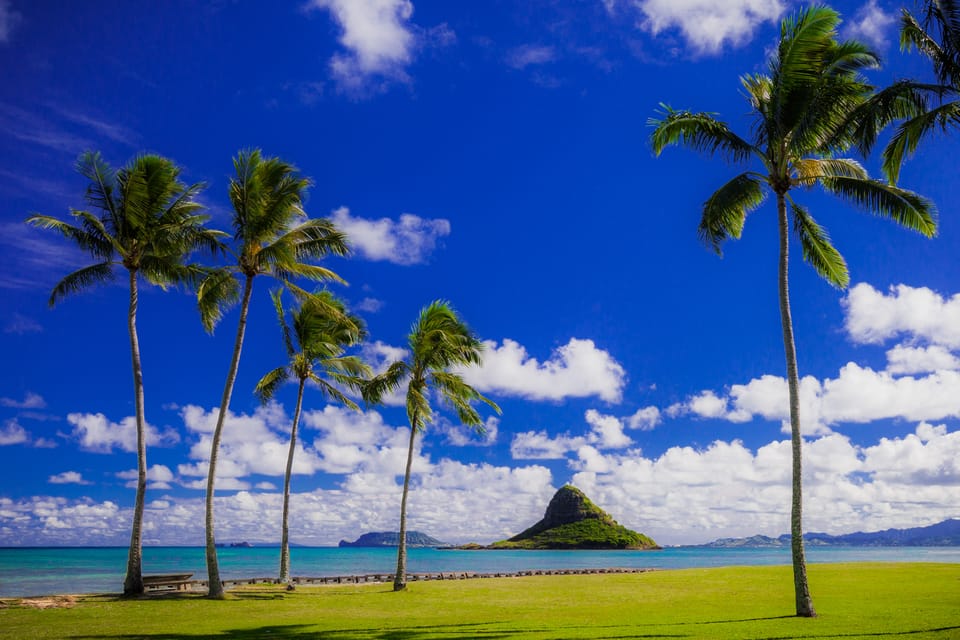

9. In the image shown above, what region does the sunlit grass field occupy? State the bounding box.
[1,563,957,639]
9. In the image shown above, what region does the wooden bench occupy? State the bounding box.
[143,573,194,592]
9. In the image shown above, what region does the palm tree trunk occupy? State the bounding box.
[205,274,255,599]
[776,192,816,618]
[394,416,418,591]
[279,378,305,584]
[123,270,147,597]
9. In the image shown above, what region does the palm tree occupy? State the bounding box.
[26,152,222,596]
[198,149,349,598]
[879,0,960,181]
[255,289,371,585]
[649,6,937,617]
[362,301,500,591]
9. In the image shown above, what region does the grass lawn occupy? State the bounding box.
[1,563,958,639]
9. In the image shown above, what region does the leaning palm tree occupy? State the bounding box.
[26,152,222,596]
[362,301,500,591]
[198,149,349,598]
[878,0,960,181]
[649,6,937,617]
[255,289,371,585]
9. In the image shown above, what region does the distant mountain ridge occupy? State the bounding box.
[700,519,960,548]
[338,531,446,548]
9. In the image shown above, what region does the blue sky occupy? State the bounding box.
[0,0,958,548]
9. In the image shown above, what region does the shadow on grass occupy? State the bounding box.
[754,626,960,640]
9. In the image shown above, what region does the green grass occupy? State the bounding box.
[1,563,958,639]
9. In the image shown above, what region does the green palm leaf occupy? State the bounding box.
[790,200,849,288]
[699,172,765,253]
[821,175,938,237]
[649,106,754,161]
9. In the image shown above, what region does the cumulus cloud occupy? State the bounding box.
[511,409,642,459]
[886,345,960,375]
[1,391,46,409]
[672,364,960,435]
[330,206,451,265]
[48,471,91,485]
[438,415,499,447]
[572,423,960,544]
[633,0,785,55]
[66,413,179,453]
[177,403,325,488]
[842,0,895,49]
[462,338,626,403]
[626,406,661,431]
[843,283,960,349]
[117,465,175,490]
[307,0,419,92]
[0,420,28,445]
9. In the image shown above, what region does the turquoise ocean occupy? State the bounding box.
[2,546,958,598]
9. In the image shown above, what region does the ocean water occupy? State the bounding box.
[1,545,958,598]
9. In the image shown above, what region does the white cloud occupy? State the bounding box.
[511,430,587,459]
[117,465,175,490]
[66,413,179,453]
[506,45,556,69]
[0,0,22,44]
[330,206,451,265]
[843,0,895,49]
[843,283,960,349]
[48,471,91,485]
[0,420,29,445]
[355,297,384,313]
[584,409,632,448]
[308,0,415,90]
[1,391,46,409]
[572,423,960,544]
[626,406,661,431]
[438,415,499,447]
[635,0,785,55]
[886,345,960,375]
[462,338,626,403]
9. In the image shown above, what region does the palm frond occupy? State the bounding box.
[790,200,849,288]
[699,172,766,253]
[648,105,754,162]
[882,99,960,182]
[197,267,241,333]
[431,370,501,428]
[406,382,432,432]
[821,176,938,237]
[362,360,410,406]
[254,366,291,404]
[309,374,361,411]
[793,158,867,186]
[270,289,297,358]
[25,214,114,259]
[48,261,115,306]
[75,151,118,220]
[844,80,931,156]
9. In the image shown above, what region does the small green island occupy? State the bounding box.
[456,485,659,550]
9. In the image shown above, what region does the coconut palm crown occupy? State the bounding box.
[648,5,936,617]
[26,151,223,596]
[198,149,349,598]
[255,289,371,584]
[362,301,501,591]
[878,0,960,181]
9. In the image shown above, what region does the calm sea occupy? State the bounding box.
[1,546,958,598]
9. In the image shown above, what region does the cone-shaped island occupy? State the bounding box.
[470,485,659,550]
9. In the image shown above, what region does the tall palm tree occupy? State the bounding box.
[198,149,349,598]
[649,6,937,617]
[879,0,960,181]
[255,289,371,585]
[362,301,500,591]
[26,152,222,596]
